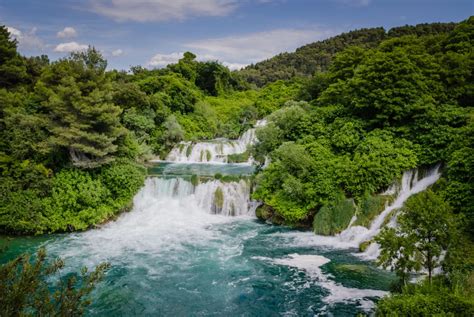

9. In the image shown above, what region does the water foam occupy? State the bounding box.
[254,254,387,311]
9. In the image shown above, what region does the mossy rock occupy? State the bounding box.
[359,240,372,252]
[186,144,193,157]
[190,174,199,186]
[313,196,355,236]
[381,209,397,227]
[206,150,212,161]
[228,151,250,163]
[354,194,393,228]
[255,204,273,220]
[336,264,369,274]
[214,187,224,209]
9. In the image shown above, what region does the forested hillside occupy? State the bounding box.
[239,22,457,87]
[252,17,473,233]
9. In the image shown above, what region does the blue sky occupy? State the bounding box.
[1,0,472,70]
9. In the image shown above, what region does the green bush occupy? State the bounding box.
[354,194,393,228]
[227,151,250,163]
[313,194,355,235]
[0,161,146,234]
[99,160,146,201]
[376,287,474,316]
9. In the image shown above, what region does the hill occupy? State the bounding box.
[238,22,457,87]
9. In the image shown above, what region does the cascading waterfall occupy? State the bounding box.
[280,165,442,256]
[140,177,253,216]
[356,166,442,260]
[165,120,266,163]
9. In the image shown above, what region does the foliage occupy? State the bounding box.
[354,194,393,228]
[0,161,145,234]
[0,248,109,316]
[0,26,28,88]
[376,277,474,316]
[238,23,455,87]
[35,47,125,168]
[313,194,355,235]
[343,130,418,196]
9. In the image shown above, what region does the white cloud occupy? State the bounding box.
[7,26,44,50]
[147,51,248,70]
[148,52,184,67]
[222,62,247,71]
[7,26,22,38]
[184,27,337,68]
[54,41,88,53]
[111,49,124,57]
[57,27,77,38]
[89,0,237,22]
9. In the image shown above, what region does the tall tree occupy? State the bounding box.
[35,47,125,168]
[0,25,28,88]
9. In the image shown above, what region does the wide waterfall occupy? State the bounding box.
[139,177,254,216]
[165,120,266,163]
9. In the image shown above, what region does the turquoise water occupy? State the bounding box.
[0,163,395,316]
[148,162,255,177]
[0,222,393,316]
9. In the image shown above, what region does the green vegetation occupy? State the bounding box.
[377,190,462,285]
[239,22,456,87]
[227,151,250,163]
[251,17,473,235]
[0,248,109,315]
[213,187,224,211]
[0,16,473,315]
[354,194,393,228]
[313,194,355,235]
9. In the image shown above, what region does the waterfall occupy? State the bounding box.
[281,166,442,254]
[138,177,253,216]
[165,120,266,163]
[341,166,441,250]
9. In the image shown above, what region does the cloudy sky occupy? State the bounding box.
[1,0,471,70]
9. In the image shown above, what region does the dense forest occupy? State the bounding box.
[1,16,473,315]
[239,22,458,86]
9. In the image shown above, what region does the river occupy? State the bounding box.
[0,122,442,316]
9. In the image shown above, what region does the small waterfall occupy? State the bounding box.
[291,166,441,253]
[140,177,253,216]
[342,166,441,249]
[165,120,266,163]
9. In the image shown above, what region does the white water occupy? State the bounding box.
[166,120,266,163]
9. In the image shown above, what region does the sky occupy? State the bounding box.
[1,0,472,70]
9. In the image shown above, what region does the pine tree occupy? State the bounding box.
[36,47,125,168]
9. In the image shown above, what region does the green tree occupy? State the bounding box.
[376,190,462,285]
[0,248,109,316]
[346,49,434,128]
[0,25,28,88]
[36,47,125,168]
